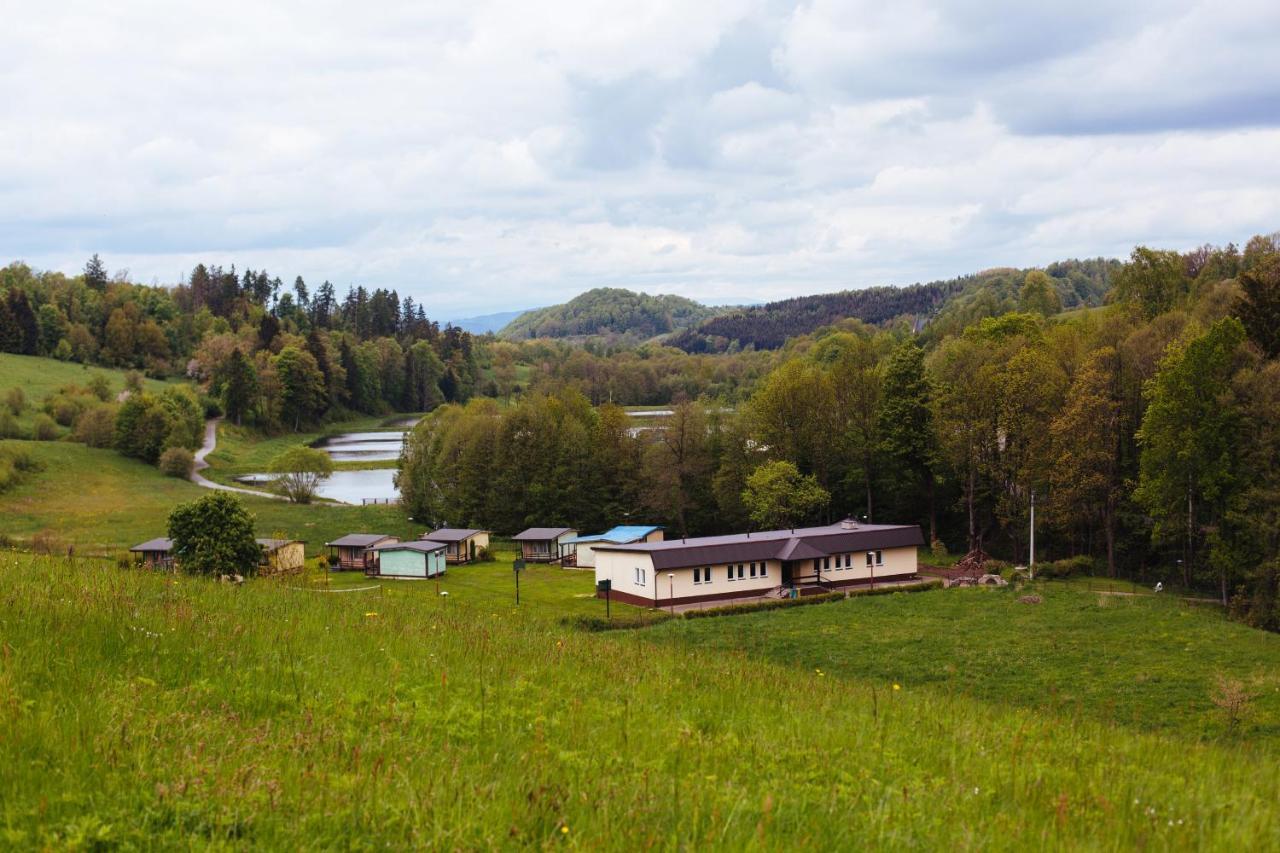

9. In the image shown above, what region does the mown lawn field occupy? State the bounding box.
[649,583,1280,743]
[0,552,1278,849]
[0,440,418,556]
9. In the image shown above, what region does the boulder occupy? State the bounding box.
[977,573,1008,587]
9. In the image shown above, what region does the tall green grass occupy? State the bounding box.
[1,553,1277,848]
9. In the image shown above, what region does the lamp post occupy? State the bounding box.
[513,557,525,605]
[668,573,675,615]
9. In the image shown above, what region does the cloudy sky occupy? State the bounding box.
[3,1,1279,316]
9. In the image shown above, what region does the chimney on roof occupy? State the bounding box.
[840,517,859,530]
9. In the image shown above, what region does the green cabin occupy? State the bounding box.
[367,540,447,579]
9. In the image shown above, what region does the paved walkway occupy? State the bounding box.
[190,418,284,500]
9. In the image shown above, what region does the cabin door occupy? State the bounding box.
[781,561,793,587]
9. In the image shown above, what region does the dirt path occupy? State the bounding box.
[190,418,284,500]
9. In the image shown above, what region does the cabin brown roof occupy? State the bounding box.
[326,533,397,548]
[257,538,304,552]
[369,540,446,553]
[593,522,924,571]
[130,537,173,553]
[512,527,576,541]
[424,528,486,543]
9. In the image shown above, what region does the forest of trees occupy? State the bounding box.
[668,259,1117,352]
[499,287,721,341]
[0,256,484,430]
[399,236,1280,630]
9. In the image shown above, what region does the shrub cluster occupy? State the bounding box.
[561,612,674,632]
[682,590,846,619]
[0,445,43,494]
[1037,555,1102,579]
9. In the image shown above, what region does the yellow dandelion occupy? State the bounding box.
[561,825,569,834]
[892,683,901,691]
[365,612,379,618]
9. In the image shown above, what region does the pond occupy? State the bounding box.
[313,430,406,462]
[237,469,399,505]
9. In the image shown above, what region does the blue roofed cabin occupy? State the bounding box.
[560,525,663,569]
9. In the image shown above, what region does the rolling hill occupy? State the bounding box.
[498,287,721,341]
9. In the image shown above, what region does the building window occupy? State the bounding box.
[760,562,768,577]
[636,567,646,586]
[726,566,733,581]
[866,552,874,568]
[875,550,884,566]
[694,566,712,584]
[749,562,757,578]
[737,564,744,579]
[845,554,852,568]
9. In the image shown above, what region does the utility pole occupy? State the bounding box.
[1029,490,1036,580]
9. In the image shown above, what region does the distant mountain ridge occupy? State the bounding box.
[449,310,530,335]
[668,258,1118,352]
[498,287,721,341]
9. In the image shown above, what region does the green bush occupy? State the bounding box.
[73,404,117,448]
[201,395,223,419]
[561,612,674,632]
[4,386,24,415]
[87,373,113,402]
[158,446,195,479]
[0,410,19,439]
[1038,555,1102,579]
[682,590,846,619]
[31,414,59,441]
[0,445,44,494]
[845,578,943,598]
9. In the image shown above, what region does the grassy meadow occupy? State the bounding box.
[0,352,175,434]
[0,440,417,556]
[1,552,1278,849]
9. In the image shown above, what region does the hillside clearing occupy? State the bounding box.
[0,553,1277,848]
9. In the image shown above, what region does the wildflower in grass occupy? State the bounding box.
[561,826,569,834]
[893,683,901,691]
[365,612,378,618]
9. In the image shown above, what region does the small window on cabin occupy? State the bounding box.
[876,550,884,566]
[704,567,712,584]
[737,564,744,579]
[726,566,733,581]
[866,552,874,567]
[845,554,852,568]
[749,563,756,578]
[760,563,767,577]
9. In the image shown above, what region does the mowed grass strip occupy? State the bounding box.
[648,582,1280,743]
[0,553,1277,849]
[0,441,418,556]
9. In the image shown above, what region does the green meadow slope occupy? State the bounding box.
[0,554,1277,848]
[0,440,416,555]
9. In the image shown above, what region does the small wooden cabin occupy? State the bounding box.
[325,533,400,571]
[423,528,490,563]
[512,527,577,564]
[129,537,174,570]
[257,538,306,575]
[368,540,447,579]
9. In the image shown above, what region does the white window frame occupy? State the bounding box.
[635,567,646,586]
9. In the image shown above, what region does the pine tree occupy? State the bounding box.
[878,338,938,543]
[83,254,108,291]
[222,348,258,426]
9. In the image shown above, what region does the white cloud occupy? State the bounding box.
[0,0,1278,315]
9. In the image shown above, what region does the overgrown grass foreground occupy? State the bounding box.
[1,553,1278,848]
